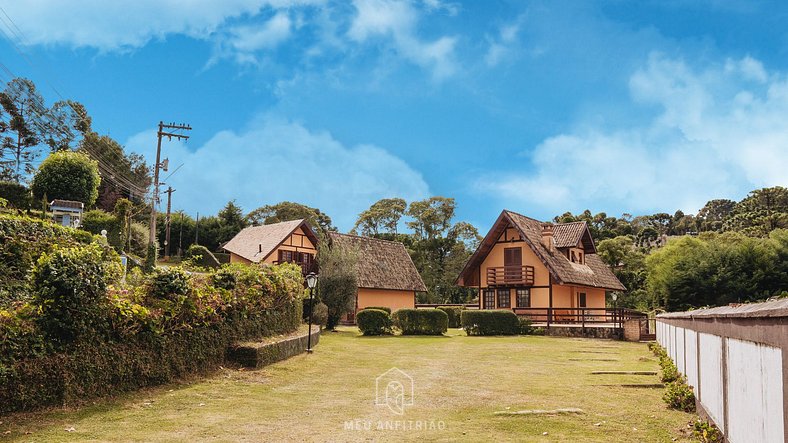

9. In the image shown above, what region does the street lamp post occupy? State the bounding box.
[305,272,319,354]
[611,293,619,327]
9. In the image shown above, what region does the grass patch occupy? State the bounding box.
[1,328,695,442]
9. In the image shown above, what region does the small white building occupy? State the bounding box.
[50,199,84,228]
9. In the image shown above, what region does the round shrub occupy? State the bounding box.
[662,376,696,412]
[185,244,220,268]
[361,306,391,314]
[32,244,110,345]
[460,310,519,336]
[437,306,463,328]
[356,309,393,336]
[149,267,191,301]
[392,308,448,335]
[311,302,329,327]
[31,151,101,206]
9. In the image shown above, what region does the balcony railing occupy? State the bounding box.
[486,265,534,286]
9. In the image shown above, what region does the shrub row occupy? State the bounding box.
[460,310,520,336]
[357,309,393,336]
[0,237,304,413]
[649,343,696,413]
[0,181,31,210]
[392,309,448,335]
[436,306,463,328]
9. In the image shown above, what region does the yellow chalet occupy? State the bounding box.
[222,219,318,275]
[457,210,627,327]
[329,232,427,324]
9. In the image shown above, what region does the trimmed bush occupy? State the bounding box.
[185,244,221,268]
[392,308,448,335]
[662,375,696,412]
[31,151,101,206]
[0,181,31,210]
[356,309,393,336]
[362,306,391,314]
[660,356,679,383]
[518,317,534,335]
[461,310,519,336]
[149,267,190,301]
[437,306,463,328]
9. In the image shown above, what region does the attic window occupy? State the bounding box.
[578,252,583,264]
[571,251,577,263]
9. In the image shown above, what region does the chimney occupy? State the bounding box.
[541,223,554,252]
[258,244,262,253]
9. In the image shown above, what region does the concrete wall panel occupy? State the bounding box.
[698,332,725,432]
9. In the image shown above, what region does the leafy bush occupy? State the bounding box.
[461,310,519,336]
[31,151,101,206]
[185,244,220,268]
[437,306,463,328]
[144,243,156,272]
[518,317,534,335]
[32,243,110,346]
[392,308,448,335]
[129,222,149,256]
[0,303,47,363]
[356,309,393,336]
[0,181,31,209]
[660,356,679,383]
[362,306,391,314]
[692,419,723,443]
[212,266,237,290]
[662,375,695,412]
[311,302,328,327]
[148,267,191,301]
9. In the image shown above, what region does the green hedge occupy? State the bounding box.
[437,306,463,328]
[461,310,520,336]
[392,308,448,335]
[361,306,391,314]
[0,181,31,210]
[356,309,393,336]
[185,244,221,268]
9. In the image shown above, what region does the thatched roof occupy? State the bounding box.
[329,232,427,292]
[456,210,625,291]
[222,219,317,263]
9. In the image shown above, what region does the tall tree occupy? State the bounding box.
[31,151,101,206]
[352,197,407,236]
[696,199,735,232]
[217,200,248,244]
[45,100,91,152]
[317,239,358,329]
[725,186,788,237]
[0,78,42,183]
[406,196,455,240]
[78,132,151,210]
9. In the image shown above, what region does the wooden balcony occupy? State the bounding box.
[486,265,534,286]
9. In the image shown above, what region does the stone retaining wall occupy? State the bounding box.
[228,326,321,369]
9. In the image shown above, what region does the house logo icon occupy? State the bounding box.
[375,367,414,415]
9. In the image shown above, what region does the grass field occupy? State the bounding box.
[3,328,696,442]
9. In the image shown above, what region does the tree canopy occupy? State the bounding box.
[246,201,335,234]
[31,151,101,206]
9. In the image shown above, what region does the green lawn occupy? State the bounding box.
[3,328,695,442]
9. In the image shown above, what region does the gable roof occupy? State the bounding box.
[50,199,84,211]
[553,221,596,253]
[222,219,318,263]
[329,232,427,292]
[456,210,625,291]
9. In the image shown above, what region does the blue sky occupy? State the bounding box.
[1,0,786,231]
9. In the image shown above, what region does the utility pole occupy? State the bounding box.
[149,121,191,250]
[164,186,175,259]
[178,212,184,257]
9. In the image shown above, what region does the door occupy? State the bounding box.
[503,247,522,283]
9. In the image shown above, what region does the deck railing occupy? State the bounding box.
[486,265,534,286]
[512,307,647,329]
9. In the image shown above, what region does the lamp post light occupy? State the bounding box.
[305,272,319,354]
[611,293,619,327]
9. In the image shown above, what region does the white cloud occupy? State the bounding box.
[484,18,523,67]
[228,12,293,53]
[0,0,320,51]
[348,0,457,80]
[125,116,429,230]
[476,53,788,215]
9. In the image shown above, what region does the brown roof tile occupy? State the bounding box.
[329,232,427,292]
[222,219,317,263]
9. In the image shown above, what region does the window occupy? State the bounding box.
[278,250,295,263]
[578,292,587,308]
[497,288,511,308]
[570,251,577,263]
[516,289,531,308]
[578,252,583,264]
[299,252,313,264]
[483,290,495,309]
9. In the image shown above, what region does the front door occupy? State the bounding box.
[503,247,522,283]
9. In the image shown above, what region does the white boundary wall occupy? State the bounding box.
[657,299,787,443]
